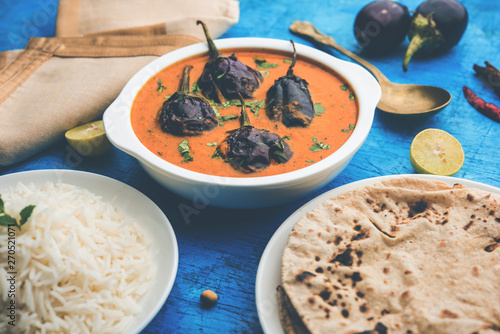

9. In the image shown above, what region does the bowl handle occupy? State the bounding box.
[103,98,141,157]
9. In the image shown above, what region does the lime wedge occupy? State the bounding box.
[409,129,464,176]
[65,120,112,157]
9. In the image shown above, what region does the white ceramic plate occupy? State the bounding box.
[0,169,178,334]
[255,174,500,334]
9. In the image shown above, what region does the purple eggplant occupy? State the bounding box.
[403,0,468,71]
[158,65,218,136]
[266,40,315,127]
[196,20,263,103]
[216,94,293,173]
[354,0,411,52]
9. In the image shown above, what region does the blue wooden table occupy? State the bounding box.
[1,1,499,333]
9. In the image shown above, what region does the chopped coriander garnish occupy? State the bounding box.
[349,91,355,100]
[221,99,238,109]
[309,136,330,151]
[211,103,220,117]
[341,124,356,133]
[276,136,290,150]
[216,71,227,79]
[212,150,222,159]
[283,58,293,63]
[157,78,166,92]
[220,115,239,122]
[206,142,218,146]
[342,104,345,108]
[208,101,223,125]
[191,81,201,94]
[273,151,288,160]
[253,57,279,70]
[178,139,193,162]
[314,103,326,116]
[306,160,315,163]
[0,195,35,231]
[340,84,348,91]
[265,98,274,109]
[251,100,265,116]
[260,70,270,77]
[220,99,265,116]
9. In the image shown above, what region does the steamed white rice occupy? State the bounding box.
[0,181,156,333]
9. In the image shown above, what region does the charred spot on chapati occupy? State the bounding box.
[330,246,353,267]
[407,200,428,218]
[295,271,316,282]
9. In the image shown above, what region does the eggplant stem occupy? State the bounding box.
[197,20,221,60]
[403,13,443,72]
[403,34,427,72]
[180,65,193,93]
[238,93,251,127]
[212,76,226,103]
[287,40,297,76]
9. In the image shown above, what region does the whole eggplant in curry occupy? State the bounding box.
[266,40,315,127]
[158,65,218,136]
[403,0,468,71]
[197,20,263,102]
[216,94,293,173]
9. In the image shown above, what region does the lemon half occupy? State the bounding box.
[409,128,464,176]
[65,120,112,157]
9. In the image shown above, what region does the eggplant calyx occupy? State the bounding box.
[403,13,444,72]
[238,93,252,127]
[180,65,193,93]
[286,40,298,77]
[197,20,221,60]
[211,74,227,104]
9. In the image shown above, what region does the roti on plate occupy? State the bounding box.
[279,177,500,334]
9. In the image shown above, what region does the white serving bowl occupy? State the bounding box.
[103,38,381,209]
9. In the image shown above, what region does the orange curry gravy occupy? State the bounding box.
[131,48,358,177]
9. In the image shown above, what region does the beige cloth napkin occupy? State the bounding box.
[0,0,239,166]
[57,0,239,40]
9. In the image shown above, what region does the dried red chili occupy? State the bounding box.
[473,61,500,98]
[463,86,500,123]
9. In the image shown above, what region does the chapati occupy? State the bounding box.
[280,177,500,334]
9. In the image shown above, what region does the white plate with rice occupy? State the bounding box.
[255,174,500,334]
[0,169,178,334]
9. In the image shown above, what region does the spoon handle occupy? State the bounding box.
[289,21,390,84]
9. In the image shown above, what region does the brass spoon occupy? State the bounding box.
[290,21,452,117]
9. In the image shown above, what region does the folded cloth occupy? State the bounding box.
[0,0,239,166]
[0,34,202,166]
[56,0,239,39]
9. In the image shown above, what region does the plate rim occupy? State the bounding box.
[0,169,178,334]
[255,174,500,334]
